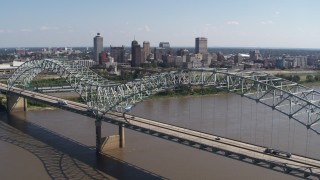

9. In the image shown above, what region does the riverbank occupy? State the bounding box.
[28,107,56,111]
[26,96,84,110]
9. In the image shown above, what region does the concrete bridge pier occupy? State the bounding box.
[95,120,102,154]
[119,123,125,148]
[95,119,125,154]
[6,94,27,113]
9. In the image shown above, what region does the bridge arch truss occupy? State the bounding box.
[7,59,320,134]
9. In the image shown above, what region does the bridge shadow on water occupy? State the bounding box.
[0,112,166,179]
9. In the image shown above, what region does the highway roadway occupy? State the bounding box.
[0,83,320,179]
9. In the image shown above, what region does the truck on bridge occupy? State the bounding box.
[264,148,292,158]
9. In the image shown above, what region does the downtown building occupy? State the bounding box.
[195,37,208,54]
[159,42,170,49]
[143,41,151,61]
[153,42,171,63]
[159,42,171,55]
[110,46,126,63]
[154,47,166,61]
[93,33,103,64]
[131,40,143,67]
[250,50,263,61]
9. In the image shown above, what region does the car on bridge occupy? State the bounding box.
[86,107,94,112]
[264,148,291,158]
[57,99,68,105]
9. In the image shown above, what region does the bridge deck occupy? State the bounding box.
[1,83,320,179]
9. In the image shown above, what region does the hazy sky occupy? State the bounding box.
[1,0,320,48]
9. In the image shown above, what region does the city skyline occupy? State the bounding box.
[1,0,320,49]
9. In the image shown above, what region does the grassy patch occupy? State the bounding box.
[27,99,50,108]
[154,86,223,98]
[300,81,320,87]
[30,78,68,87]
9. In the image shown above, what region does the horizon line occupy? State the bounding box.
[0,46,320,50]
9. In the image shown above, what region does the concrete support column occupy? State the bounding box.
[23,97,27,111]
[119,123,125,148]
[95,120,102,154]
[6,94,27,113]
[98,122,125,154]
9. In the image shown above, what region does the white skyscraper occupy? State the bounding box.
[93,33,103,63]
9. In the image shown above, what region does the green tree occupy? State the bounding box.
[151,60,157,68]
[314,74,320,81]
[292,75,300,82]
[306,75,314,82]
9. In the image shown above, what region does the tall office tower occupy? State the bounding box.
[217,51,225,61]
[177,49,189,56]
[195,37,208,54]
[159,42,171,55]
[140,48,145,64]
[143,41,150,61]
[131,40,142,67]
[159,42,170,49]
[249,50,263,61]
[93,33,103,63]
[154,47,166,61]
[110,46,126,63]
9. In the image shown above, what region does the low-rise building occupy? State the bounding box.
[74,60,97,67]
[283,55,307,68]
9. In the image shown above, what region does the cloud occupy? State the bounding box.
[144,25,150,32]
[40,26,59,31]
[226,21,239,25]
[0,29,14,33]
[137,25,151,32]
[260,20,273,25]
[275,11,280,15]
[20,29,32,32]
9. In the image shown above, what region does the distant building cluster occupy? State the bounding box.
[1,33,320,75]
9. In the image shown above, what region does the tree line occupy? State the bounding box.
[276,74,320,83]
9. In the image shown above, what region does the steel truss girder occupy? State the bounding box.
[7,60,320,134]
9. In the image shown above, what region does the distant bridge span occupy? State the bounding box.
[7,59,320,135]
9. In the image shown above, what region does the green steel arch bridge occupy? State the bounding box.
[2,59,320,179]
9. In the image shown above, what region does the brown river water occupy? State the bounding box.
[1,93,316,179]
